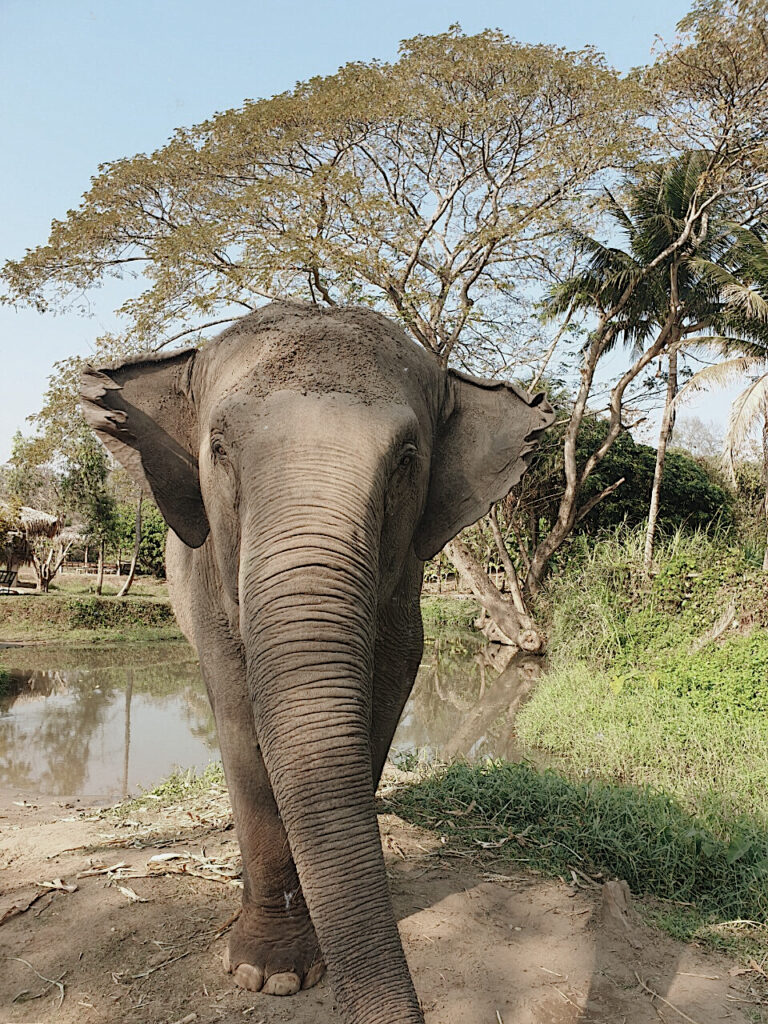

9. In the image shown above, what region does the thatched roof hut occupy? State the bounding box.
[18,506,61,539]
[0,504,82,574]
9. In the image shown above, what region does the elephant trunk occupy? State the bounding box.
[239,484,422,1024]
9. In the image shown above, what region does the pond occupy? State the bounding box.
[0,634,542,804]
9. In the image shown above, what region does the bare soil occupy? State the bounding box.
[0,790,762,1024]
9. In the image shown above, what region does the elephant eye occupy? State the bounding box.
[397,445,417,471]
[211,436,228,462]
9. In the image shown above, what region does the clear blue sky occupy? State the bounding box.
[1,0,705,462]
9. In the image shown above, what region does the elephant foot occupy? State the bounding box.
[224,903,325,995]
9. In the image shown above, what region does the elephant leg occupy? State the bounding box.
[370,566,425,786]
[197,629,325,995]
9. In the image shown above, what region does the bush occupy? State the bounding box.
[0,594,176,633]
[66,596,175,629]
[517,413,733,547]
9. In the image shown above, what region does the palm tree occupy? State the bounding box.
[675,226,768,566]
[547,152,768,570]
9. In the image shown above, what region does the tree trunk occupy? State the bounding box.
[644,345,679,573]
[118,493,142,598]
[525,271,680,597]
[445,536,544,652]
[96,539,105,595]
[35,560,49,593]
[488,507,533,622]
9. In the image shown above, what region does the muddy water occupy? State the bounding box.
[0,635,541,803]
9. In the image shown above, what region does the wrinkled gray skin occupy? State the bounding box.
[81,302,554,1024]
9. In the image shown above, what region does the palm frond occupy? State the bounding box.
[673,355,766,408]
[724,374,768,475]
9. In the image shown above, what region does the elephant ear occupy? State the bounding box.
[413,369,555,560]
[80,347,210,549]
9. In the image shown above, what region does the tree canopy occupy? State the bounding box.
[1,27,641,367]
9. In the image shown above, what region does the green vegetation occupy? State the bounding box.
[420,596,479,635]
[388,529,768,959]
[0,592,181,644]
[46,574,169,600]
[389,759,768,923]
[519,414,734,543]
[113,762,225,819]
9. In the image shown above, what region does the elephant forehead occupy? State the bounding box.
[199,316,435,408]
[211,390,420,450]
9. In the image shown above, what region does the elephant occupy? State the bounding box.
[80,301,554,1024]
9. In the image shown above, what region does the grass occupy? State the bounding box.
[459,526,768,957]
[388,759,768,922]
[516,663,768,824]
[47,575,170,600]
[516,528,768,821]
[0,591,182,644]
[113,762,226,818]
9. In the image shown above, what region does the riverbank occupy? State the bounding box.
[0,593,182,645]
[0,578,479,646]
[0,767,762,1024]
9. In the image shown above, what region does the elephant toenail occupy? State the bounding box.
[302,961,327,989]
[263,971,302,996]
[231,963,265,992]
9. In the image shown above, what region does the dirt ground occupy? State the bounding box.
[0,788,764,1024]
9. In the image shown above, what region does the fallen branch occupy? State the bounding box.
[7,957,65,1008]
[635,971,704,1024]
[124,950,192,980]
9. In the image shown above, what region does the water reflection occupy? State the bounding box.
[0,643,216,802]
[392,637,544,763]
[0,634,543,802]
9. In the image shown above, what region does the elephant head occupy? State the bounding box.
[80,301,553,1021]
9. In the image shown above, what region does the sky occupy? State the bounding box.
[1,0,722,464]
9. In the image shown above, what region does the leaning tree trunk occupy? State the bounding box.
[32,539,73,593]
[95,539,105,595]
[445,536,545,652]
[118,492,143,598]
[644,345,679,574]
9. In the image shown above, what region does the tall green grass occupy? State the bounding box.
[517,527,768,819]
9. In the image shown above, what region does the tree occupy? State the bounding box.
[0,28,645,643]
[675,225,768,565]
[61,430,118,594]
[515,0,768,591]
[1,29,641,368]
[5,15,768,640]
[671,415,723,458]
[546,152,768,573]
